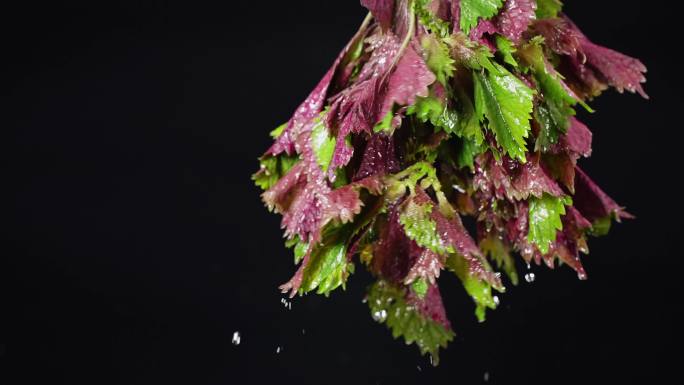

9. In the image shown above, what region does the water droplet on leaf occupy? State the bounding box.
[372,309,388,322]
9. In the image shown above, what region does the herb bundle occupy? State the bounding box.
[253,0,646,363]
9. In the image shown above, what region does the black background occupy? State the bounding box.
[6,1,681,384]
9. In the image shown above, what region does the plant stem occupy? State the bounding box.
[390,0,416,69]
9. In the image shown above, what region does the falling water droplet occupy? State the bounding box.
[231,331,241,346]
[281,298,292,310]
[524,272,536,283]
[484,371,490,382]
[417,365,422,372]
[493,296,500,306]
[302,329,306,335]
[372,309,388,322]
[276,346,282,354]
